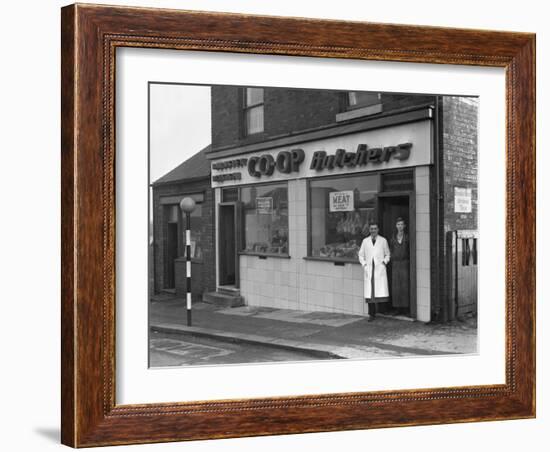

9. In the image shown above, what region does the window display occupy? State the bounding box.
[309,174,379,260]
[241,182,289,255]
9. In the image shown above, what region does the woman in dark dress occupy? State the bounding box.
[390,217,410,315]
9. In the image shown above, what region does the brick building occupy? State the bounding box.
[152,86,478,321]
[151,144,216,301]
[204,87,478,322]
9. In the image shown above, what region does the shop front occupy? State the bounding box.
[209,112,434,321]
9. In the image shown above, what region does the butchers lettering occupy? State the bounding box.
[310,142,412,171]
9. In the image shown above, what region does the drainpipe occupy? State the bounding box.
[434,97,446,322]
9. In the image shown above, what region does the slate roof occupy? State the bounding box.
[152,144,211,186]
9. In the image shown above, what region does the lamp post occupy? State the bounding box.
[180,197,196,326]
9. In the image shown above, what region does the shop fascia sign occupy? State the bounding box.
[212,142,413,182]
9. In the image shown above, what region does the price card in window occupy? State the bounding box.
[329,190,354,212]
[256,197,273,214]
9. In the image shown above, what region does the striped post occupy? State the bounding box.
[180,197,196,327]
[185,212,192,326]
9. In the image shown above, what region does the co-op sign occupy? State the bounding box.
[211,121,432,186]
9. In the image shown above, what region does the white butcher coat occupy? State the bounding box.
[358,235,391,300]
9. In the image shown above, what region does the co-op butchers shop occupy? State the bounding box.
[155,87,479,322]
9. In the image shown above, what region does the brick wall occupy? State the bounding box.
[442,97,479,232]
[211,87,436,151]
[380,93,435,112]
[439,96,479,320]
[211,86,241,151]
[151,178,216,300]
[264,89,341,137]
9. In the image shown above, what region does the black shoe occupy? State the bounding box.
[367,316,375,322]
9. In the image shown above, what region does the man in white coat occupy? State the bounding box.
[358,222,391,321]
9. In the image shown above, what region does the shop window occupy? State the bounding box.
[309,174,379,261]
[241,182,288,255]
[347,91,381,110]
[243,87,264,136]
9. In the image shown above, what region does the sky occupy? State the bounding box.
[149,84,212,183]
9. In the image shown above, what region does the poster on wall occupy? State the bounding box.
[454,187,472,213]
[329,190,354,212]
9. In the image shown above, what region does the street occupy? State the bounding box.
[149,300,477,367]
[149,330,327,367]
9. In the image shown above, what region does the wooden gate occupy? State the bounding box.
[447,230,478,319]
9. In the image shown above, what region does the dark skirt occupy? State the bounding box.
[391,259,410,308]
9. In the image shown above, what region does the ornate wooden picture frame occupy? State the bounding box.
[61,3,535,447]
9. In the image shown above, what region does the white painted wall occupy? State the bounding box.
[415,166,432,322]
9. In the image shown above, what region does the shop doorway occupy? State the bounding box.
[218,203,242,287]
[378,194,416,317]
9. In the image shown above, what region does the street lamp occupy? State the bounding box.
[180,197,196,326]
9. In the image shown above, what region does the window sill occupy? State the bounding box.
[336,103,383,122]
[239,251,291,259]
[303,256,361,265]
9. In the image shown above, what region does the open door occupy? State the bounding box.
[218,202,242,287]
[378,194,416,317]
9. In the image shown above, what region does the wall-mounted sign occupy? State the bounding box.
[329,191,354,212]
[210,120,433,188]
[454,187,472,213]
[256,197,273,214]
[212,158,248,170]
[212,172,242,183]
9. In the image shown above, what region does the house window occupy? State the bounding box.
[241,182,289,255]
[221,187,239,202]
[309,174,379,261]
[347,91,381,110]
[243,87,264,135]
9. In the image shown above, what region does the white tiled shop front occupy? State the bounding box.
[414,166,431,322]
[231,167,431,321]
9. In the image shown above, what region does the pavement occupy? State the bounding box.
[150,297,478,363]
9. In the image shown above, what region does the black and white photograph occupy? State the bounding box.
[148,83,479,367]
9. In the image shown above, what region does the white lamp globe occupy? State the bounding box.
[179,197,196,214]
